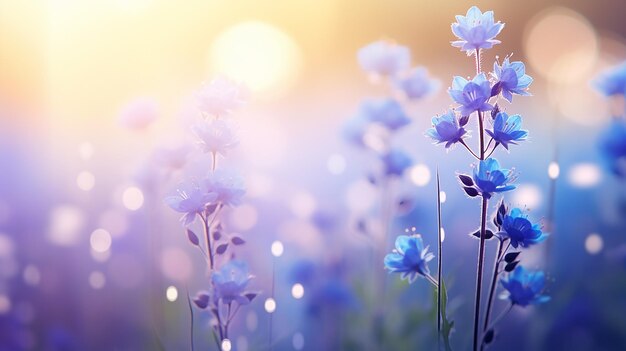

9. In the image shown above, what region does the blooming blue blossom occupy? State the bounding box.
[473,158,515,198]
[593,61,626,97]
[165,181,218,226]
[501,208,547,248]
[357,40,411,76]
[196,77,248,117]
[598,118,626,177]
[384,235,434,283]
[205,169,246,207]
[486,112,528,150]
[381,149,412,176]
[394,67,440,100]
[192,118,239,157]
[451,6,504,54]
[212,260,254,305]
[500,266,550,306]
[426,110,467,148]
[492,58,533,102]
[449,74,493,116]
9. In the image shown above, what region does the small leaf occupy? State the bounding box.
[186,229,200,246]
[470,229,480,239]
[505,261,520,272]
[231,236,246,245]
[485,229,494,240]
[498,200,507,216]
[244,292,258,302]
[212,231,222,241]
[459,115,470,127]
[490,81,502,98]
[493,216,501,228]
[463,186,479,197]
[504,252,520,263]
[483,329,495,344]
[216,243,228,255]
[205,204,218,215]
[491,103,500,119]
[458,174,474,187]
[193,293,210,309]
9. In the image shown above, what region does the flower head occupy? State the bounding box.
[195,77,248,117]
[205,169,246,207]
[598,118,626,177]
[486,112,528,150]
[165,181,218,226]
[500,266,550,306]
[212,260,254,305]
[384,235,434,283]
[492,58,533,102]
[426,109,467,148]
[192,118,239,157]
[394,67,440,100]
[501,208,547,248]
[472,158,515,198]
[363,98,412,130]
[451,6,504,54]
[381,149,412,176]
[118,97,159,130]
[449,73,493,116]
[593,61,626,97]
[357,40,411,76]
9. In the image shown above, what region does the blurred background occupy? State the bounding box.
[1,0,626,350]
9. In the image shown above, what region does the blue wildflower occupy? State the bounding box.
[381,149,412,176]
[205,169,246,207]
[472,158,515,198]
[384,235,434,283]
[449,73,493,117]
[500,266,550,306]
[598,118,626,177]
[357,40,411,76]
[593,61,626,97]
[486,112,528,149]
[394,67,440,100]
[451,6,504,54]
[365,98,412,130]
[342,111,371,147]
[501,208,547,248]
[492,57,533,102]
[426,110,467,148]
[211,260,254,305]
[165,181,218,226]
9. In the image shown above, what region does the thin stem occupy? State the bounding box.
[480,304,514,350]
[185,288,195,351]
[200,214,214,270]
[436,168,443,348]
[485,138,493,154]
[461,140,480,160]
[211,151,217,172]
[483,239,506,333]
[473,196,489,351]
[269,257,276,351]
[224,302,232,339]
[214,301,225,342]
[425,273,439,288]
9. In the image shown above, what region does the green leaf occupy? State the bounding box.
[438,278,454,351]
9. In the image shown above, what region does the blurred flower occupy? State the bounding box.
[499,266,550,306]
[342,111,371,147]
[486,112,528,150]
[152,143,192,171]
[205,169,246,207]
[598,118,626,177]
[165,181,217,226]
[451,6,504,54]
[492,57,533,102]
[308,279,359,315]
[357,40,410,76]
[500,208,547,248]
[394,67,440,100]
[192,118,239,157]
[212,260,254,305]
[449,74,493,117]
[196,77,248,117]
[384,234,434,283]
[593,61,626,97]
[381,149,412,176]
[473,158,515,198]
[426,109,467,148]
[364,98,412,130]
[118,97,159,130]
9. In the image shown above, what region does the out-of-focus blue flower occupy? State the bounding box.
[492,58,533,102]
[451,6,504,54]
[308,279,359,315]
[165,181,218,226]
[342,111,371,147]
[473,158,515,198]
[212,260,254,305]
[500,266,550,306]
[365,98,412,130]
[449,74,493,117]
[598,118,626,177]
[357,40,411,76]
[196,77,248,117]
[384,234,434,283]
[593,61,626,97]
[394,67,440,100]
[192,118,239,157]
[501,208,547,248]
[205,169,246,207]
[426,110,467,148]
[381,149,412,177]
[486,112,528,150]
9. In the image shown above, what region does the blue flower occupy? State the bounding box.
[500,266,550,307]
[211,260,254,305]
[357,40,411,76]
[598,118,626,177]
[486,112,528,149]
[449,74,493,117]
[501,208,547,248]
[472,158,515,198]
[366,98,412,130]
[381,149,412,176]
[593,61,626,97]
[426,110,467,148]
[384,235,434,283]
[165,181,218,226]
[342,110,372,147]
[394,67,440,100]
[192,118,239,157]
[205,169,246,207]
[451,6,504,54]
[492,57,533,102]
